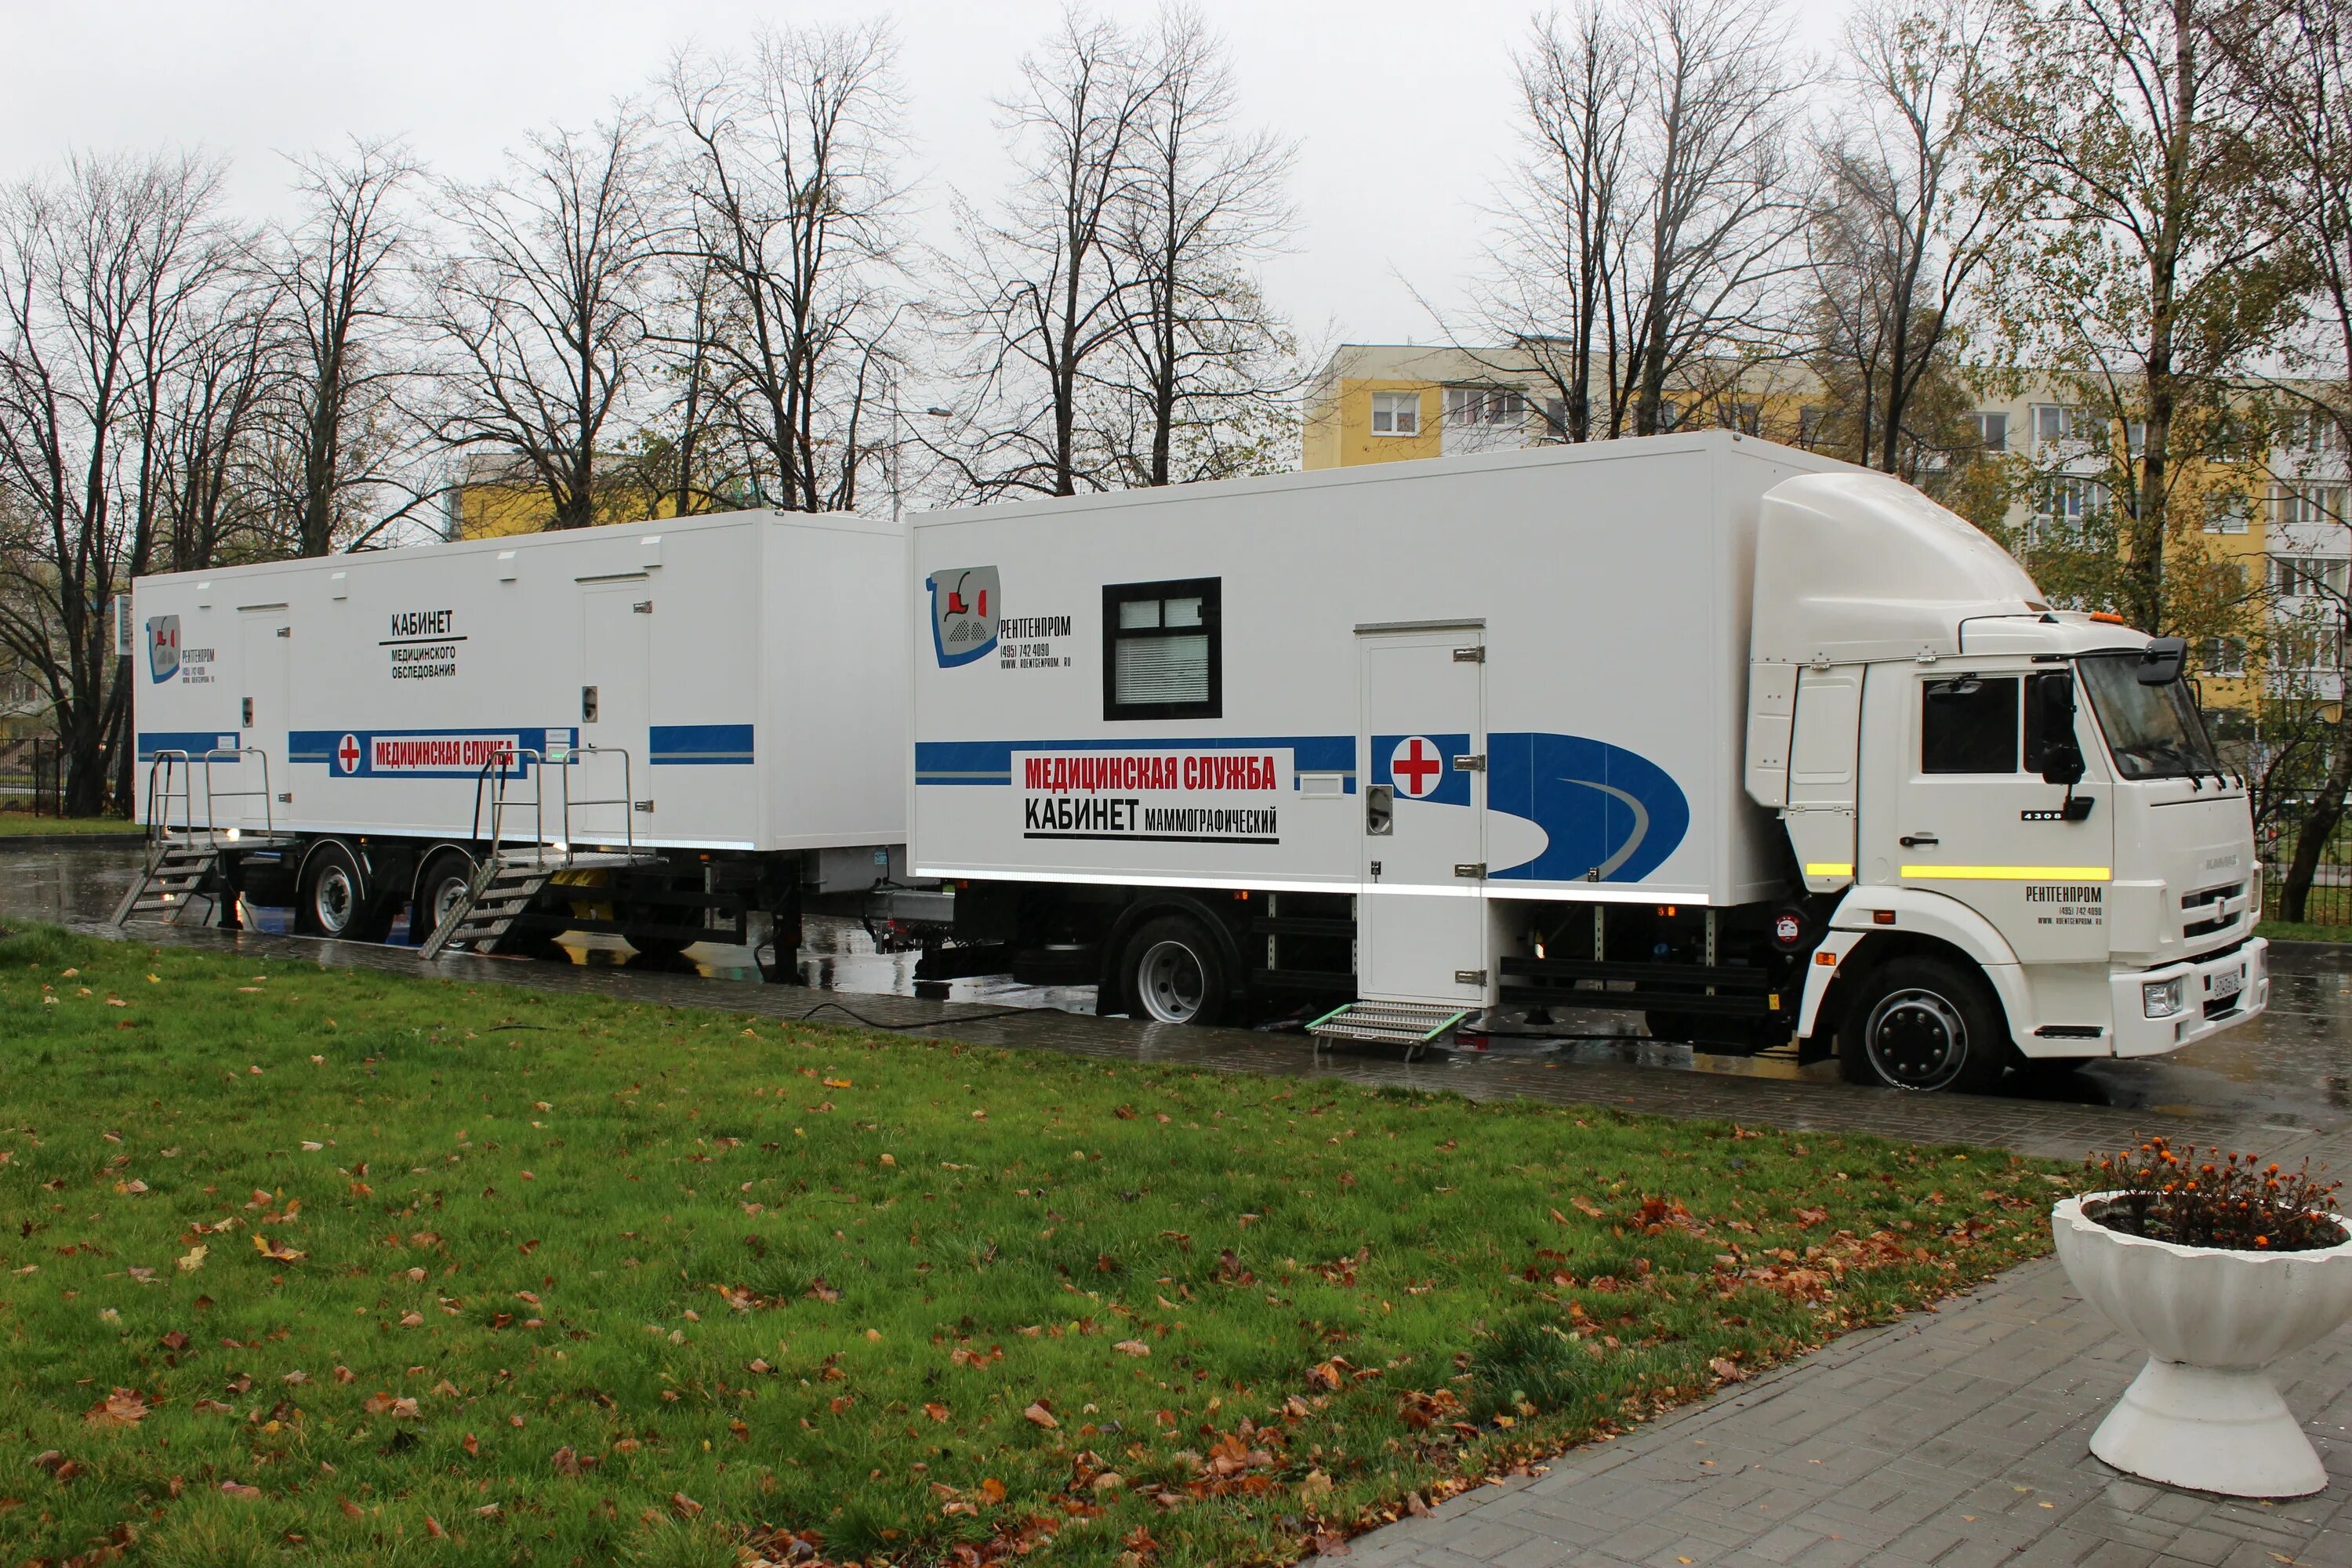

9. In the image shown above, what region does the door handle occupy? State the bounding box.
[1899,833,1940,848]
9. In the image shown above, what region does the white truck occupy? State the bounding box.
[125,508,910,958]
[908,431,2267,1091]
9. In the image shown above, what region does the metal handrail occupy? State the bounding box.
[198,748,274,840]
[143,750,192,848]
[485,749,548,867]
[563,744,634,857]
[463,741,640,870]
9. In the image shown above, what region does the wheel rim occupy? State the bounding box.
[1137,938,1207,1024]
[1864,987,1969,1091]
[314,863,356,935]
[429,872,471,930]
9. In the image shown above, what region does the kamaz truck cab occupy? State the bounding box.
[1749,473,2267,1091]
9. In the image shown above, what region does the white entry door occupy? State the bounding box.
[579,588,652,842]
[1359,628,1486,1004]
[237,615,290,826]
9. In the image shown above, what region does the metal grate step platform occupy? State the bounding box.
[1307,1000,1474,1058]
[112,833,294,927]
[419,849,653,959]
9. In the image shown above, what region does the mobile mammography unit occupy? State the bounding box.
[909,431,2265,1091]
[129,508,906,956]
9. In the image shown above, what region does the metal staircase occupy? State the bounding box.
[111,836,224,925]
[114,749,292,927]
[1307,1000,1474,1058]
[420,744,655,959]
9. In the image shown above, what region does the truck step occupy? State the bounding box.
[419,850,664,960]
[1307,1000,1472,1058]
[112,838,225,927]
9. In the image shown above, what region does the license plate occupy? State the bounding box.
[2211,969,2244,1000]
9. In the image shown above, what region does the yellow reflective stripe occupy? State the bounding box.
[1804,862,1854,877]
[1900,865,2111,880]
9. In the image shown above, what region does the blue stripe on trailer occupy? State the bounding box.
[649,724,754,765]
[136,730,241,761]
[914,735,1356,789]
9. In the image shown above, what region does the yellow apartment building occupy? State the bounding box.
[445,455,688,542]
[1301,345,2344,713]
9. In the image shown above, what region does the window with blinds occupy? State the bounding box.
[1102,578,1221,720]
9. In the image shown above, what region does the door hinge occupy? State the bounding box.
[1453,646,1484,662]
[241,697,253,728]
[276,626,290,638]
[1454,753,1485,772]
[1454,862,1486,879]
[633,799,655,813]
[1454,968,1488,985]
[633,601,654,614]
[276,793,291,804]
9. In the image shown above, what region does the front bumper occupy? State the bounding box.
[2107,938,2268,1058]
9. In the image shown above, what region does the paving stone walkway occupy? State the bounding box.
[1343,1254,2352,1567]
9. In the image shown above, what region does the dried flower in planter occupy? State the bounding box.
[2082,1136,2344,1252]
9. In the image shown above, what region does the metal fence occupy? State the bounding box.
[2260,808,2352,926]
[0,736,65,818]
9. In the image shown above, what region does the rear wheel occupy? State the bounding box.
[411,848,478,947]
[1120,916,1229,1026]
[296,840,392,942]
[1838,956,2006,1094]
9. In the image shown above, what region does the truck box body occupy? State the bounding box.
[133,509,906,857]
[910,434,1850,1007]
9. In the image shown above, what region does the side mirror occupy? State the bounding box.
[2030,671,2081,784]
[2137,636,2187,686]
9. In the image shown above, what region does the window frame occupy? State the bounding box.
[1102,577,1222,722]
[1921,673,2023,775]
[1368,391,1420,437]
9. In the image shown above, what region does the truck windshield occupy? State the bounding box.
[2076,652,2223,781]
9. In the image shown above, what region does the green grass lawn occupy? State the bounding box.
[2258,919,2352,943]
[0,924,2062,1568]
[0,813,140,837]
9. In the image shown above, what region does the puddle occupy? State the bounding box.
[10,837,2350,1131]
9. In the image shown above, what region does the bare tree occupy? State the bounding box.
[944,10,1158,498]
[427,110,662,531]
[151,278,278,572]
[666,24,909,515]
[1467,5,1639,442]
[1465,0,1803,441]
[1803,0,2005,474]
[1620,0,1808,435]
[268,137,426,555]
[0,152,234,814]
[1102,5,1299,487]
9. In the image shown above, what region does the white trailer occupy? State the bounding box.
[126,508,909,957]
[909,432,2267,1091]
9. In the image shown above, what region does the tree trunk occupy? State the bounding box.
[2282,725,2352,923]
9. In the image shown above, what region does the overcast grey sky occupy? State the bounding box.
[0,0,1853,348]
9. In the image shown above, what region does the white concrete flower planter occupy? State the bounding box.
[2053,1193,2352,1497]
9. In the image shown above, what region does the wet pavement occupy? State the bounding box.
[9,837,2352,1165]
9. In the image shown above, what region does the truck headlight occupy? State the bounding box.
[2143,977,2187,1018]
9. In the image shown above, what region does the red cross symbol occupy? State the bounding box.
[336,733,362,774]
[1390,735,1443,797]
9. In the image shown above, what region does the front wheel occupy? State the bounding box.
[296,840,392,942]
[1120,916,1230,1026]
[1838,956,2007,1094]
